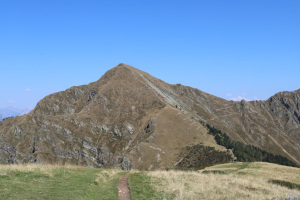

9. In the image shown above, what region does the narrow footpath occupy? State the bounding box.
[117,173,131,200]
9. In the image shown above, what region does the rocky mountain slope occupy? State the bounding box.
[0,64,299,169]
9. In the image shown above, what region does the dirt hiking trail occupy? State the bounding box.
[118,173,131,200]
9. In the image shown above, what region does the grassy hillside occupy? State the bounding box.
[147,162,300,200]
[0,164,126,200]
[1,162,300,200]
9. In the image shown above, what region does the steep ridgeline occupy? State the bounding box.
[0,64,299,169]
[166,86,300,166]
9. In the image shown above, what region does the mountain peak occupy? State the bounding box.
[95,64,156,90]
[116,63,129,67]
[1,64,300,169]
[113,63,137,71]
[99,63,141,81]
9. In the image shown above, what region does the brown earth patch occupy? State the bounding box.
[118,173,131,200]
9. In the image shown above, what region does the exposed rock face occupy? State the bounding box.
[0,63,299,168]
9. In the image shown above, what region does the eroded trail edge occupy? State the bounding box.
[118,173,131,200]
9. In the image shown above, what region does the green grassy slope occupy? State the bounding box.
[0,165,126,200]
[1,162,300,200]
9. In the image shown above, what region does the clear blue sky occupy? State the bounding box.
[1,0,299,109]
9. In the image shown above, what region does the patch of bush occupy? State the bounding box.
[176,144,232,169]
[206,124,298,168]
[269,179,300,191]
[202,170,227,175]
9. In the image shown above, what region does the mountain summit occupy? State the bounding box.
[0,64,299,169]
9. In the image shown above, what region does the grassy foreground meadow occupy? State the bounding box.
[0,162,300,199]
[147,162,300,200]
[0,164,126,200]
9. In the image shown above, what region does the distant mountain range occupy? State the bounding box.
[0,107,31,121]
[0,64,299,169]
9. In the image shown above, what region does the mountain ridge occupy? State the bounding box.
[0,63,299,169]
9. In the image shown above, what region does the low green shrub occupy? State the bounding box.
[206,124,298,168]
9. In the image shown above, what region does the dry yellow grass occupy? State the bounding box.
[148,162,300,200]
[0,164,81,177]
[95,169,120,183]
[208,162,300,185]
[128,106,227,170]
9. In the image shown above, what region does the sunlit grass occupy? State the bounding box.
[147,162,300,200]
[0,164,126,200]
[1,162,299,200]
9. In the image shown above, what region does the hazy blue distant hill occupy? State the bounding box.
[0,107,31,121]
